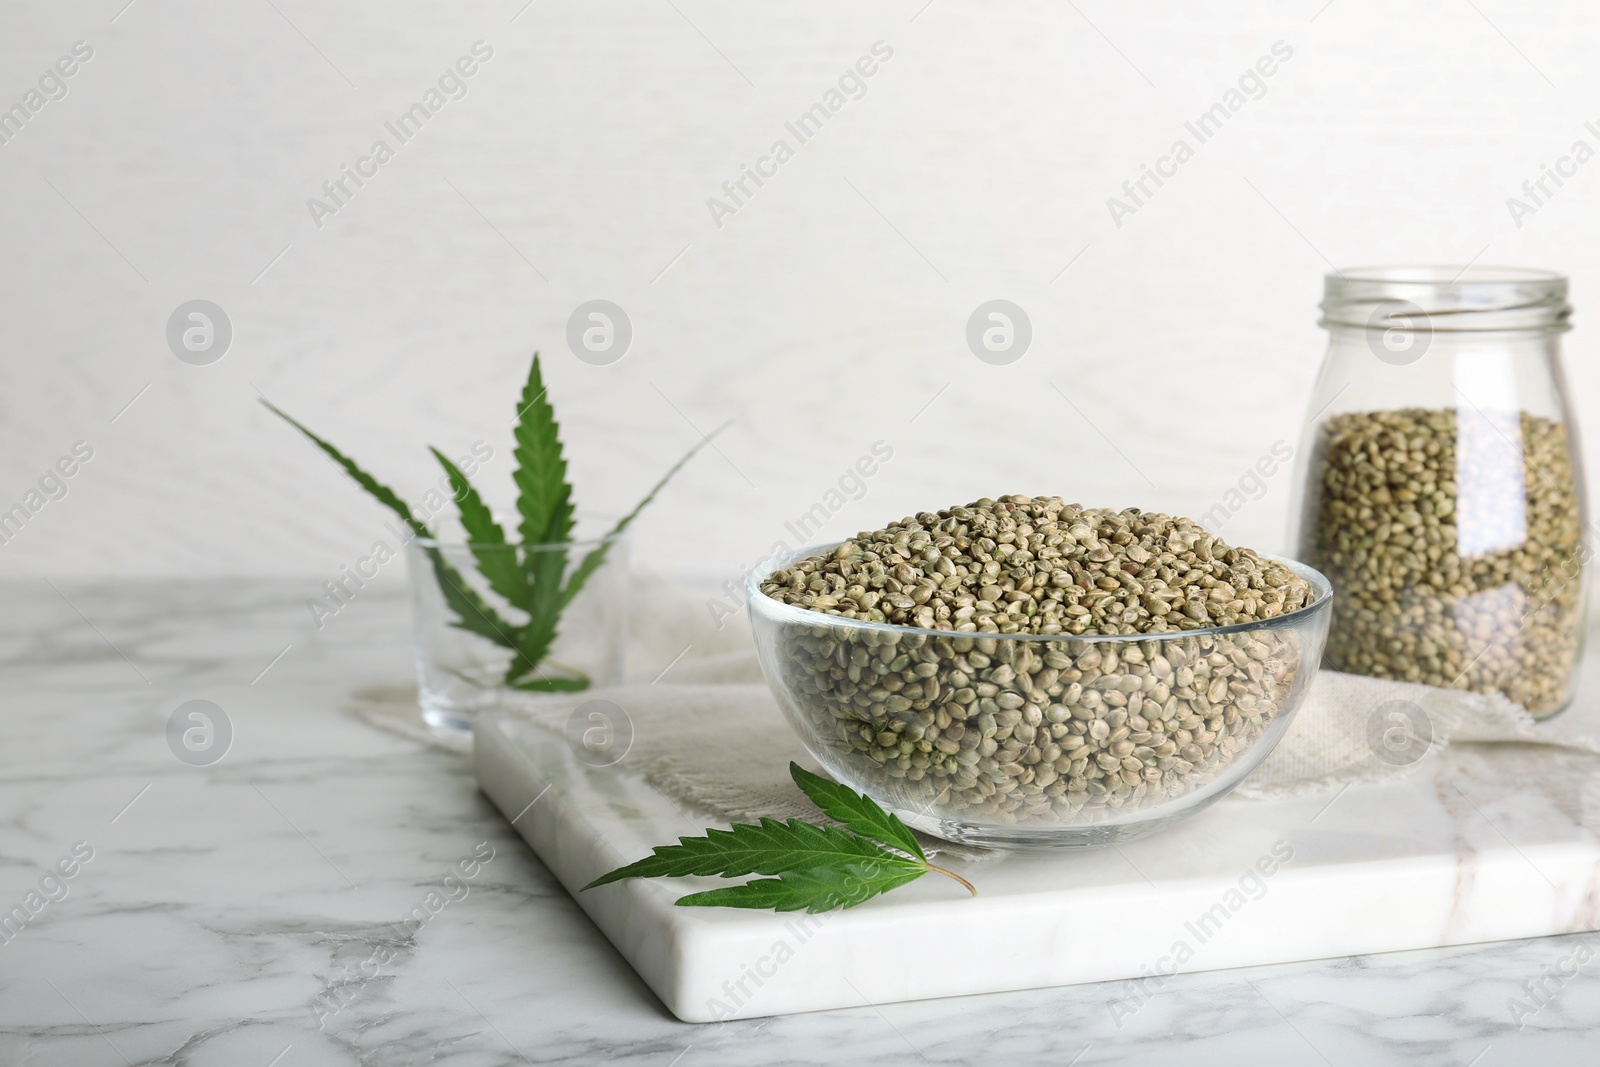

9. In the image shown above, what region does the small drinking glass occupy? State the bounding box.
[404,533,629,738]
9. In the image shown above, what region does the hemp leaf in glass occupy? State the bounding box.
[265,352,716,692]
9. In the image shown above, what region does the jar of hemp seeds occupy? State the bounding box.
[1290,267,1590,719]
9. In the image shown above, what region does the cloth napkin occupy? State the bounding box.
[351,572,1600,821]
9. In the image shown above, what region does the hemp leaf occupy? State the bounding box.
[788,761,925,860]
[582,763,976,913]
[674,859,928,912]
[265,352,721,692]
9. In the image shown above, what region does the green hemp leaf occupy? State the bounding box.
[264,353,722,691]
[583,763,977,913]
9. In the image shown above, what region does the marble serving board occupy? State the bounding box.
[475,710,1600,1024]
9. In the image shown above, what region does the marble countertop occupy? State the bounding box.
[4,578,1599,1066]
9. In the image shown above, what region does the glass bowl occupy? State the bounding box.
[747,544,1333,849]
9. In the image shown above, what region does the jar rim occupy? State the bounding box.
[1321,264,1570,333]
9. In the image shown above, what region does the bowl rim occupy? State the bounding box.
[745,541,1332,644]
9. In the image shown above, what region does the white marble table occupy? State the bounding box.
[4,578,1599,1066]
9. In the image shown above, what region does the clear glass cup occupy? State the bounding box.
[747,544,1332,850]
[1289,266,1590,719]
[404,533,629,738]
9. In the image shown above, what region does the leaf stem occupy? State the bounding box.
[925,861,977,897]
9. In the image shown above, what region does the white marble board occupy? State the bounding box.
[474,710,1600,1024]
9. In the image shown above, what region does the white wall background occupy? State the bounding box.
[3,0,1598,600]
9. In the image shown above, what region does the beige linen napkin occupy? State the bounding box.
[351,572,1600,816]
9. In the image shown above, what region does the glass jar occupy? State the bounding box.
[1289,266,1589,719]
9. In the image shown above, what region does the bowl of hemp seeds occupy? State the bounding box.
[746,496,1332,849]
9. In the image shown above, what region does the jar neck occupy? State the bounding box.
[1312,324,1571,425]
[1323,323,1564,348]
